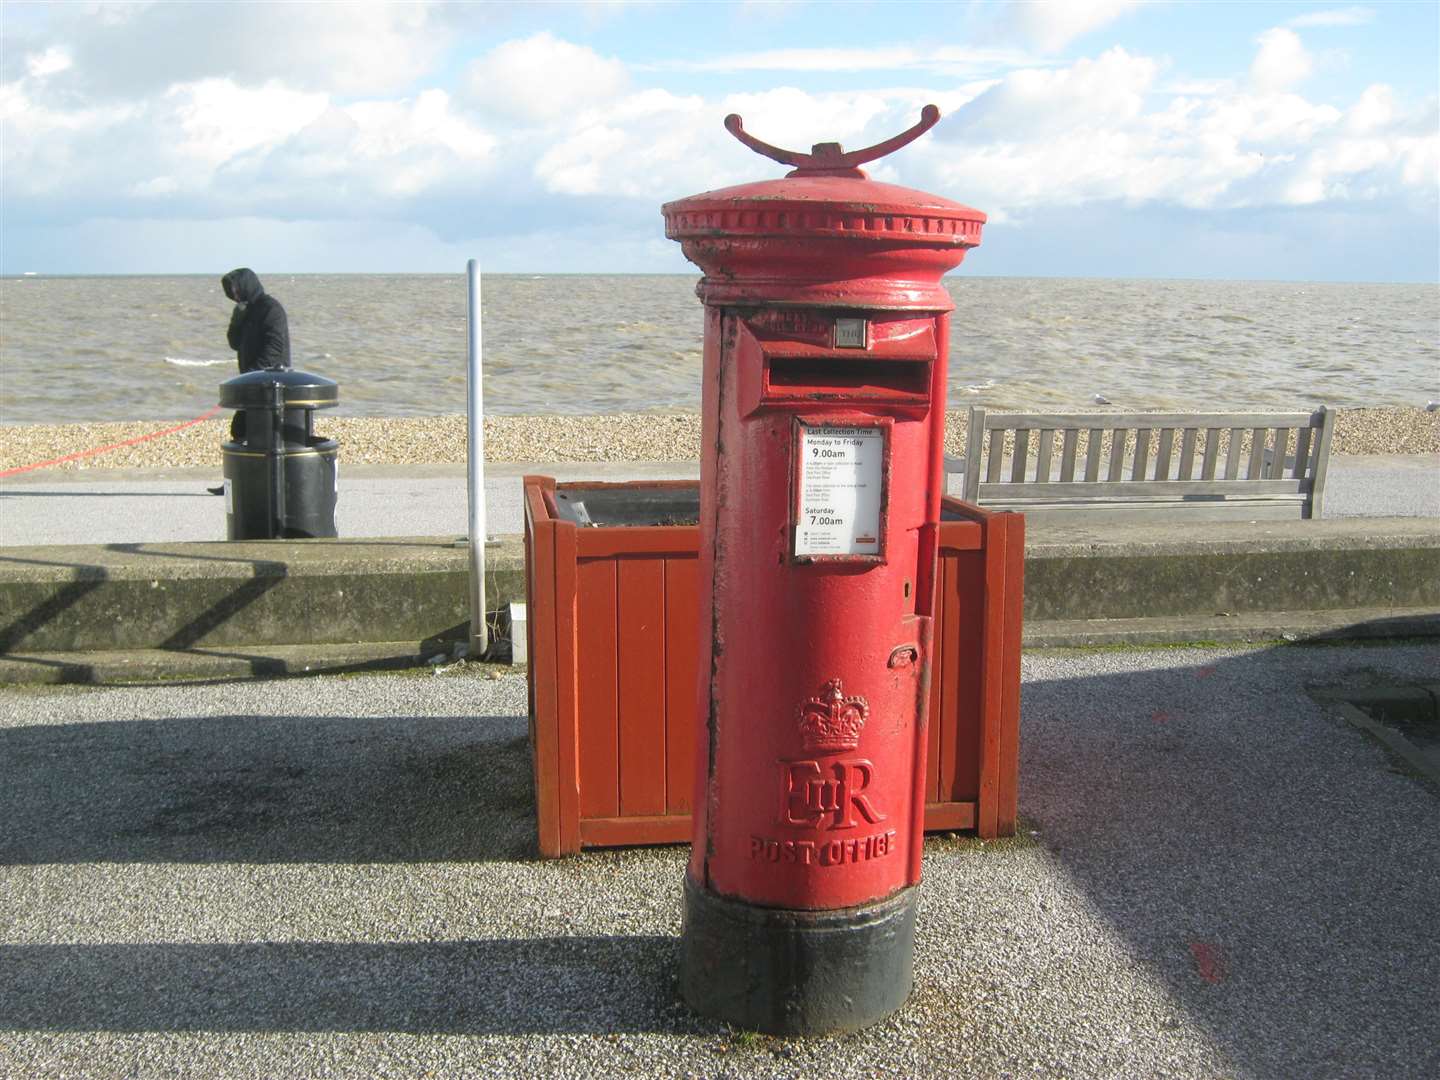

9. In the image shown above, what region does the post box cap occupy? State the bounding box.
[219,368,339,410]
[662,107,985,309]
[662,105,985,249]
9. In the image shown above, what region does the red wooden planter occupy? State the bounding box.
[523,475,1023,858]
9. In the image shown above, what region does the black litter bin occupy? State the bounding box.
[220,368,339,540]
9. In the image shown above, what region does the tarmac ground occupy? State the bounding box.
[2,454,1437,546]
[2,642,1438,1078]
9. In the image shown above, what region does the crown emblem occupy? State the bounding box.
[797,679,868,753]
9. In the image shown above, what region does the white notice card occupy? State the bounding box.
[795,425,885,558]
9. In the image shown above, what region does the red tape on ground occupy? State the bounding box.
[0,406,224,479]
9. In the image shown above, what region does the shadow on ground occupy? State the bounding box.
[0,715,536,864]
[0,938,698,1037]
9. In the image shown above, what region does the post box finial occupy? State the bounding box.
[723,105,941,177]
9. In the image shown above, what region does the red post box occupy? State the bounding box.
[663,107,986,1034]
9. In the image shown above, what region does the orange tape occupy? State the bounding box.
[0,406,224,478]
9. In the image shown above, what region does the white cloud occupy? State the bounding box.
[25,47,71,79]
[946,47,1157,138]
[167,80,330,170]
[1398,129,1438,190]
[643,44,1041,75]
[1203,92,1341,147]
[1288,7,1376,29]
[465,32,629,124]
[535,89,709,197]
[1,69,496,214]
[1002,0,1143,54]
[911,35,1430,219]
[11,0,459,99]
[1251,28,1313,92]
[130,176,179,198]
[3,212,685,274]
[1159,78,1231,97]
[0,80,142,198]
[2,12,1433,276]
[212,89,499,209]
[1345,84,1393,134]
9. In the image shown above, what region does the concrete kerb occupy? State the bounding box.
[1,517,1436,684]
[0,536,524,654]
[0,643,524,687]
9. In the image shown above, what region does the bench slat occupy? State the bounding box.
[963,407,986,502]
[1201,429,1221,480]
[985,432,1004,483]
[1155,428,1175,480]
[1309,406,1335,518]
[1224,427,1244,480]
[1178,429,1197,480]
[1131,428,1151,480]
[1085,428,1104,482]
[1292,426,1313,479]
[982,410,1320,430]
[1035,429,1054,482]
[1106,429,1127,482]
[1059,429,1078,482]
[984,499,1311,523]
[1011,429,1030,483]
[1268,428,1292,479]
[978,478,1313,498]
[1246,427,1266,480]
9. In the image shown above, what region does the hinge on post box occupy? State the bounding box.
[888,644,920,669]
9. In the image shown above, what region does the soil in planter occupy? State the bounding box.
[554,483,977,528]
[554,485,700,527]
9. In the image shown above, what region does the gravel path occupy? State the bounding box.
[2,642,1437,1078]
[2,407,1436,473]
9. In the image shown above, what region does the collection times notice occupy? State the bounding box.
[795,425,885,557]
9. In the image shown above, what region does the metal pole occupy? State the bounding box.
[466,259,488,659]
[271,385,287,537]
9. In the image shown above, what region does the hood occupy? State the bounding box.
[222,268,265,303]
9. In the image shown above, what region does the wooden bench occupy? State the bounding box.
[950,406,1334,520]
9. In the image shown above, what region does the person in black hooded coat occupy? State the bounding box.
[208,269,292,492]
[222,268,290,374]
[220,268,291,442]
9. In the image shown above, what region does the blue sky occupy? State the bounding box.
[2,1,1436,281]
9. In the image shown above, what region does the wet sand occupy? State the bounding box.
[1,408,1436,473]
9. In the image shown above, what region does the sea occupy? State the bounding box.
[0,274,1435,425]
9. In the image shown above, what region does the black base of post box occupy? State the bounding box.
[679,876,917,1036]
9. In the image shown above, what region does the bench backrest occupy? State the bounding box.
[962,406,1334,518]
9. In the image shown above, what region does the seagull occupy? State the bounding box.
[1093,394,1113,405]
[1427,400,1439,412]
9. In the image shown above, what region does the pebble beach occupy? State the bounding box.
[0,407,1436,474]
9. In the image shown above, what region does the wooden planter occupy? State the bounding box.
[523,475,1024,858]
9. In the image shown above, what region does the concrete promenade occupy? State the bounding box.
[3,644,1438,1078]
[1,455,1437,683]
[2,459,1437,1075]
[2,454,1437,546]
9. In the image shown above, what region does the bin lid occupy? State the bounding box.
[219,368,339,410]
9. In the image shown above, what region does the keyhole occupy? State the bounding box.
[903,579,911,599]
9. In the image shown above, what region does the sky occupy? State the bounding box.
[2,0,1436,281]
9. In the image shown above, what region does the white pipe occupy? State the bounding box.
[466,258,488,658]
